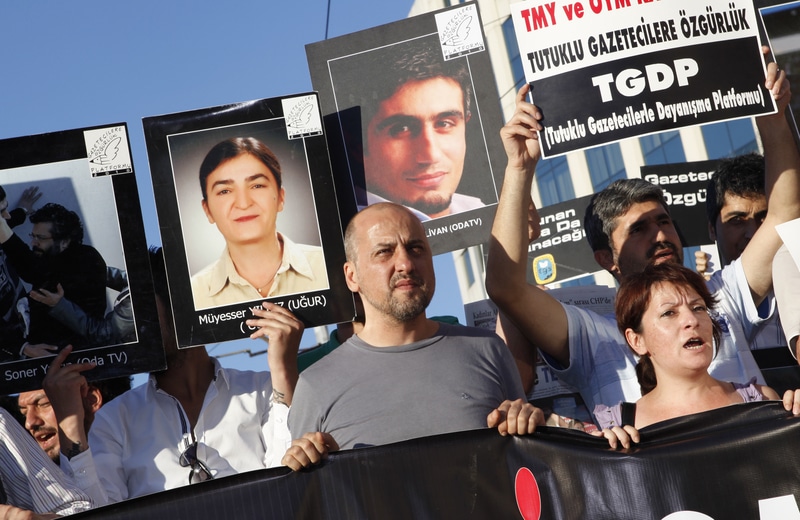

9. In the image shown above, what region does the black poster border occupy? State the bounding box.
[143,94,354,349]
[0,123,163,393]
[306,1,507,256]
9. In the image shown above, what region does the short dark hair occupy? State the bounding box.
[29,203,84,244]
[615,263,720,395]
[336,36,472,154]
[0,185,6,202]
[92,376,132,404]
[583,178,669,252]
[705,153,765,225]
[199,137,282,201]
[366,37,471,125]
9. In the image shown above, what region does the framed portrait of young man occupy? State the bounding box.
[306,1,507,255]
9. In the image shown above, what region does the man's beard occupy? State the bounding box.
[405,192,453,217]
[32,244,61,257]
[31,426,60,462]
[364,273,432,323]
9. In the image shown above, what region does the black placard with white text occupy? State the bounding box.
[511,0,776,157]
[640,159,723,248]
[525,194,596,285]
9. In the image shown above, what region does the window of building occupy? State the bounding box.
[536,155,574,207]
[461,249,476,287]
[502,17,526,93]
[586,144,627,191]
[556,274,597,288]
[639,131,686,165]
[701,119,758,159]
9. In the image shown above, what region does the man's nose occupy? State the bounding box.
[415,125,443,164]
[654,226,670,244]
[24,410,42,431]
[394,248,414,272]
[743,219,760,240]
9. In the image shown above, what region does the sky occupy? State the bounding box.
[0,0,471,381]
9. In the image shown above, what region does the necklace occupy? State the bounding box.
[255,263,281,295]
[256,276,275,295]
[233,240,283,296]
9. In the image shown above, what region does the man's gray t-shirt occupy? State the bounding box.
[288,322,525,450]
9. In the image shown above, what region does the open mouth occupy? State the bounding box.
[683,338,705,350]
[34,429,56,444]
[652,249,676,262]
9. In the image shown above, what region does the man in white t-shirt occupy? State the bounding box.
[487,63,799,416]
[42,247,302,505]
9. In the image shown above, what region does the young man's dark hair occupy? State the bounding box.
[357,37,472,151]
[705,152,765,225]
[333,35,473,154]
[583,178,670,253]
[29,203,84,245]
[92,376,133,405]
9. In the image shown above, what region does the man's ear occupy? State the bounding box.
[708,221,716,242]
[343,261,359,293]
[56,239,71,254]
[84,386,103,415]
[201,199,214,224]
[594,249,619,278]
[277,187,285,213]
[625,328,647,356]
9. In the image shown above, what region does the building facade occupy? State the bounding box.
[412,0,784,303]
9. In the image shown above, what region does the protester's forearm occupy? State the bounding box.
[486,164,536,302]
[57,415,89,460]
[759,111,800,220]
[268,356,298,407]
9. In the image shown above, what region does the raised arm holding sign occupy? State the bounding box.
[488,58,800,421]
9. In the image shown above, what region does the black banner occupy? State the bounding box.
[74,402,800,519]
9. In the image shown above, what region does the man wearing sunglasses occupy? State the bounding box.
[42,247,300,505]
